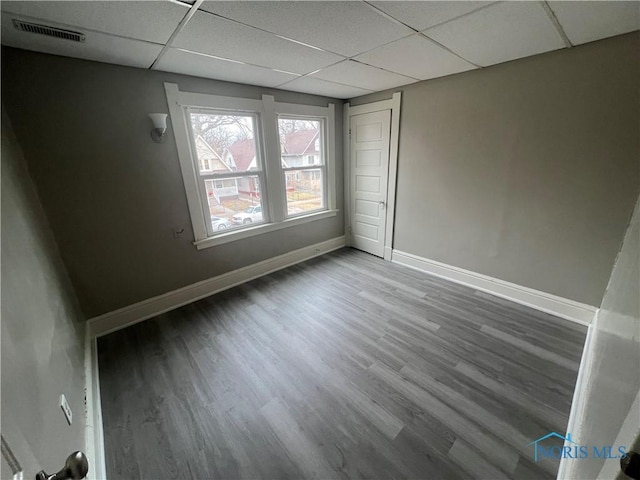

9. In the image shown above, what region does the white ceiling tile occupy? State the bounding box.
[370,1,495,31]
[312,60,417,91]
[548,1,640,46]
[1,15,162,69]
[425,2,565,67]
[355,34,477,81]
[0,1,187,44]
[154,48,298,88]
[172,11,344,75]
[199,1,413,57]
[277,77,373,99]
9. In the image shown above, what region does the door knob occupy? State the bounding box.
[36,451,88,480]
[379,201,386,209]
[621,451,640,480]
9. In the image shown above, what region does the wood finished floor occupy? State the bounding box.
[98,248,587,480]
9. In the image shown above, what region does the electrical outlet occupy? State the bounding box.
[59,394,72,425]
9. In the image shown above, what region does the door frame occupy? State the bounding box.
[84,332,108,480]
[344,92,401,261]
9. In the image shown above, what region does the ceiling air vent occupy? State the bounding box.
[12,19,85,42]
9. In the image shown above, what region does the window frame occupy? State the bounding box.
[165,83,336,250]
[278,115,327,219]
[186,108,267,237]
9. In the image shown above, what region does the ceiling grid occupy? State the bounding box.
[1,0,637,99]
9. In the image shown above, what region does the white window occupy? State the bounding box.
[165,83,336,249]
[190,110,264,236]
[200,157,211,172]
[279,118,325,217]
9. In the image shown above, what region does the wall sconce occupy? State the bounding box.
[148,113,168,143]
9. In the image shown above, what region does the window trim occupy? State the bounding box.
[164,83,336,249]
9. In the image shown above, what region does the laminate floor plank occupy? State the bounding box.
[453,361,569,432]
[367,360,521,475]
[99,248,586,479]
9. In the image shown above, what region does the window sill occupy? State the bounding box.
[193,209,338,250]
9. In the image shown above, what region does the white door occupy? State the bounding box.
[350,110,391,258]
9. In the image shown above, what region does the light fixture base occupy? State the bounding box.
[151,128,166,143]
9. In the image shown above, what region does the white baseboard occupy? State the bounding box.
[391,249,597,325]
[88,236,346,338]
[84,331,107,480]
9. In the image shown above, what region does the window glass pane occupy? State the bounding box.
[206,175,264,232]
[278,117,325,216]
[278,118,322,168]
[284,169,324,216]
[190,112,259,174]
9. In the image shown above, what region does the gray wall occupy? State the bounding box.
[351,33,639,307]
[1,48,345,318]
[1,110,86,475]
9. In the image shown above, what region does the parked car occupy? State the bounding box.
[232,205,263,224]
[211,216,233,231]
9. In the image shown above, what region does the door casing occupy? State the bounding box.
[344,92,401,260]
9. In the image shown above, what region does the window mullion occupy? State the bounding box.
[261,95,286,223]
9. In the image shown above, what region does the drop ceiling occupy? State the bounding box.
[1,1,638,99]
